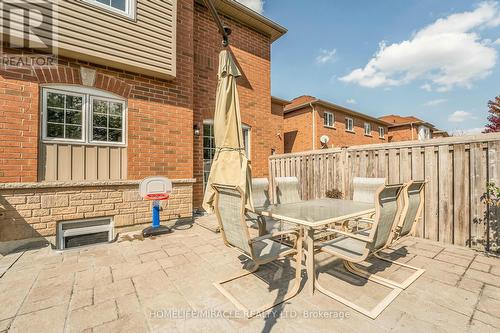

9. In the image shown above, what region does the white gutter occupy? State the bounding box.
[309,101,316,150]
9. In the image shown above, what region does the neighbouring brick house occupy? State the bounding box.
[281,96,389,153]
[379,115,449,142]
[0,0,286,248]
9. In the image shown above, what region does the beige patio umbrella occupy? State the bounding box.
[202,49,253,213]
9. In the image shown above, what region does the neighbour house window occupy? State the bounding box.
[324,112,334,127]
[345,117,354,132]
[418,126,431,140]
[42,87,126,145]
[364,122,372,136]
[203,121,250,188]
[379,127,385,139]
[84,0,136,18]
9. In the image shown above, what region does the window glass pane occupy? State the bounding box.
[47,123,64,138]
[203,137,211,149]
[109,102,123,116]
[47,108,64,123]
[109,115,122,129]
[66,125,82,139]
[111,0,126,11]
[66,110,82,125]
[203,124,211,136]
[93,114,107,127]
[108,129,122,142]
[93,128,107,141]
[47,92,64,108]
[66,95,83,110]
[93,100,108,114]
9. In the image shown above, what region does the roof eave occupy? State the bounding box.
[285,99,390,126]
[196,0,287,42]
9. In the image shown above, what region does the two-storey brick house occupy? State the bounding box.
[0,0,286,247]
[281,96,389,153]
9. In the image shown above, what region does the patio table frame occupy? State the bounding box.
[254,198,375,296]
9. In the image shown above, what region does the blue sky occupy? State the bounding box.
[237,0,500,134]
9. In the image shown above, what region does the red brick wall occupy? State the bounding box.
[284,105,387,152]
[284,107,313,153]
[387,125,416,142]
[192,3,280,207]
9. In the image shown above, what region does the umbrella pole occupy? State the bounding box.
[202,0,232,47]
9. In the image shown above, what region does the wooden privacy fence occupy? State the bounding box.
[268,133,500,252]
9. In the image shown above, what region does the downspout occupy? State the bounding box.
[309,102,316,150]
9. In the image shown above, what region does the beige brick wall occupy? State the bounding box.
[0,180,194,242]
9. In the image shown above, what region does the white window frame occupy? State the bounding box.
[324,112,334,128]
[89,96,126,145]
[364,122,372,136]
[41,85,127,146]
[379,127,385,139]
[345,117,354,132]
[83,0,136,19]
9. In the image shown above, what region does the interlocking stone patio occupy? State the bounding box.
[0,218,499,333]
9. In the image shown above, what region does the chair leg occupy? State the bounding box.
[315,260,402,319]
[372,253,425,289]
[343,256,424,290]
[213,237,303,319]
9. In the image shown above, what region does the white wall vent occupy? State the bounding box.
[57,217,114,250]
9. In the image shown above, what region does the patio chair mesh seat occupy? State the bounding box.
[321,235,366,260]
[251,238,293,262]
[369,186,401,251]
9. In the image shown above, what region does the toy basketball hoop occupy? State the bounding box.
[139,177,173,237]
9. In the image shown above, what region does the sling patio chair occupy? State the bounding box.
[246,178,275,235]
[314,183,407,319]
[352,177,386,204]
[349,180,426,290]
[211,183,303,318]
[275,176,301,204]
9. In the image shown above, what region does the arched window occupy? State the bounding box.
[42,85,126,145]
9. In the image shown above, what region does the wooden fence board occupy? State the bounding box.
[453,144,469,246]
[438,145,453,244]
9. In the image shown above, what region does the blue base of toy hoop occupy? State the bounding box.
[142,199,172,237]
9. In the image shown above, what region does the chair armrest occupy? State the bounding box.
[249,229,299,243]
[325,228,372,243]
[356,218,375,224]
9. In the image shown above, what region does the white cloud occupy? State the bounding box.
[316,49,337,64]
[346,98,357,105]
[448,110,477,122]
[451,127,485,136]
[494,38,500,45]
[424,98,447,106]
[235,0,264,14]
[340,2,499,91]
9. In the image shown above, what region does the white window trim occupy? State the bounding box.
[41,88,87,144]
[345,117,354,132]
[324,112,334,128]
[379,127,385,139]
[41,85,127,147]
[82,0,137,20]
[364,122,372,136]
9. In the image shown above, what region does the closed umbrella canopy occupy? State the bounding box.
[202,50,253,212]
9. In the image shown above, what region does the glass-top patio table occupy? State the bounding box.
[254,198,375,296]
